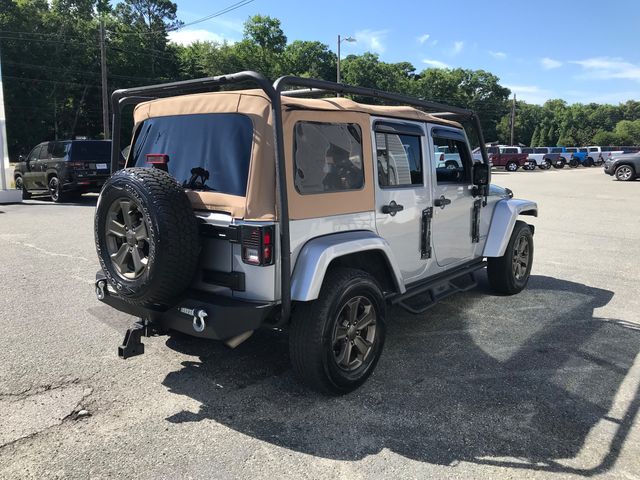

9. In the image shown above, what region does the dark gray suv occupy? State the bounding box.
[604,152,640,181]
[14,140,112,201]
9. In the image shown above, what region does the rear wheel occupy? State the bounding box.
[506,161,519,172]
[553,159,565,169]
[48,176,66,203]
[615,164,635,181]
[289,268,386,395]
[541,159,552,170]
[585,158,594,167]
[569,158,579,168]
[487,220,534,295]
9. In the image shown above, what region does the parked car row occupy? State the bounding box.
[471,145,640,172]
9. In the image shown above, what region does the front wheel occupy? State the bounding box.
[540,160,552,170]
[615,164,635,181]
[289,268,386,395]
[487,220,534,295]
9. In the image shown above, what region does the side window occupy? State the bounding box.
[38,144,50,160]
[51,142,68,158]
[432,135,472,184]
[589,147,598,152]
[27,145,41,162]
[375,132,423,187]
[293,122,364,194]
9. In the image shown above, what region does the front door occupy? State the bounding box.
[373,119,432,284]
[428,126,477,267]
[23,144,43,190]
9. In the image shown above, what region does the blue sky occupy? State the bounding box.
[167,0,640,105]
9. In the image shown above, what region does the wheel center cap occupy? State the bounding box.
[347,326,357,339]
[126,231,136,246]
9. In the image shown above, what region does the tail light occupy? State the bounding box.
[68,161,85,168]
[241,225,274,266]
[146,154,169,172]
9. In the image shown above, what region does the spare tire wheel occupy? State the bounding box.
[95,167,201,308]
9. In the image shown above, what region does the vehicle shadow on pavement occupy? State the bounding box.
[162,275,640,475]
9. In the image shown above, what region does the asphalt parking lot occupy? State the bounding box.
[0,167,639,479]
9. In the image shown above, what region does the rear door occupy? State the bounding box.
[373,119,432,283]
[428,126,477,267]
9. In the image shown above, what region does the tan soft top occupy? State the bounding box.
[132,90,463,220]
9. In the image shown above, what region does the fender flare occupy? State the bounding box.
[483,199,538,258]
[291,230,405,302]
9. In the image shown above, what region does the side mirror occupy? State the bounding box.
[472,162,490,186]
[18,155,25,162]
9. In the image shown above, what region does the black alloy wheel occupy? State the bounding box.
[289,268,386,394]
[487,220,534,295]
[104,198,151,280]
[49,176,64,202]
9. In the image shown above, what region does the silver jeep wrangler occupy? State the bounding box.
[94,72,537,394]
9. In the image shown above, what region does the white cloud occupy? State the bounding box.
[168,29,230,45]
[572,57,640,81]
[353,29,388,53]
[450,41,464,55]
[423,59,451,69]
[504,84,553,105]
[540,57,562,70]
[417,34,430,44]
[489,51,507,60]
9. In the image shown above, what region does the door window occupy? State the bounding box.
[375,132,423,187]
[432,135,472,184]
[38,144,50,160]
[27,145,41,162]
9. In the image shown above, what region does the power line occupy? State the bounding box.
[107,0,255,36]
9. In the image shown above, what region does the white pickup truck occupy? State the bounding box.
[520,147,552,169]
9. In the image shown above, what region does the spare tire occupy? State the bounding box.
[94,167,200,309]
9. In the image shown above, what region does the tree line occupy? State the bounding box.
[1,0,639,160]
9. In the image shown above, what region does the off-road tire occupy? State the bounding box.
[585,158,594,167]
[95,167,201,308]
[569,159,579,168]
[554,159,565,169]
[540,160,551,170]
[614,164,635,181]
[289,268,386,395]
[487,220,534,295]
[506,161,519,172]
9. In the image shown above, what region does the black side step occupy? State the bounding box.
[390,260,486,315]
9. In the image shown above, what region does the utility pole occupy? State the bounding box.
[99,18,110,139]
[510,93,516,145]
[0,43,21,202]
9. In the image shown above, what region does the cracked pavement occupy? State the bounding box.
[0,168,639,479]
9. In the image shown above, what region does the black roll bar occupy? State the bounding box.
[109,71,490,326]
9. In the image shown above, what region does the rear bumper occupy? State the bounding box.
[64,176,109,192]
[95,272,278,340]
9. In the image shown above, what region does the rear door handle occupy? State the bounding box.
[381,201,404,216]
[434,195,452,208]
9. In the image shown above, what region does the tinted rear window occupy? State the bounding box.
[534,148,548,153]
[69,141,111,161]
[132,114,253,196]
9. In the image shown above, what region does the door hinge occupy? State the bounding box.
[472,199,482,243]
[421,207,433,259]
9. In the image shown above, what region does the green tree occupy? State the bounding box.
[284,40,335,80]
